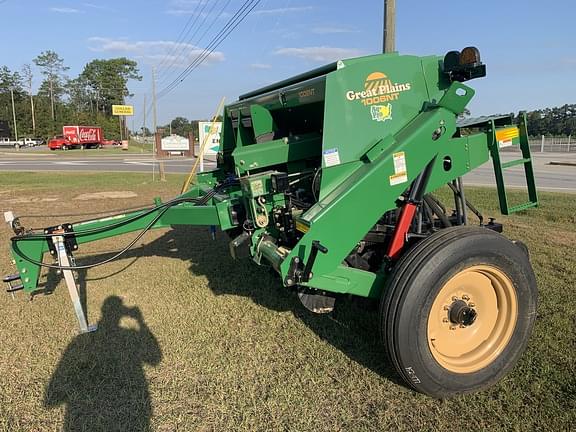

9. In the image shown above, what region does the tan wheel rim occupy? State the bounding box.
[427,265,517,373]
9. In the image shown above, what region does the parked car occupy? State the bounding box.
[0,137,23,148]
[20,138,37,147]
[101,139,120,146]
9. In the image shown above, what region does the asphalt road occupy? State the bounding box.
[1,151,574,191]
[0,153,216,174]
[464,152,576,192]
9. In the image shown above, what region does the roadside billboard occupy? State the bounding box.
[112,105,134,116]
[161,134,189,151]
[198,121,222,156]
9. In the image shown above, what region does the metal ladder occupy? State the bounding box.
[489,113,538,215]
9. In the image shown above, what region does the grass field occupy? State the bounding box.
[0,172,574,431]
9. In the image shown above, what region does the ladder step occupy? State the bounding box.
[2,274,21,283]
[6,284,24,293]
[501,158,531,169]
[507,202,538,213]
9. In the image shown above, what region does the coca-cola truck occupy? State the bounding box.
[61,126,103,149]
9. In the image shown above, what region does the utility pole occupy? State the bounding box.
[22,65,35,135]
[10,89,18,141]
[152,67,165,181]
[143,94,147,134]
[152,67,157,135]
[49,78,55,121]
[383,0,396,53]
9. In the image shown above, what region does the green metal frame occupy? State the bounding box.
[488,113,538,214]
[6,49,538,303]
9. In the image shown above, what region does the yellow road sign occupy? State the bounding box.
[112,105,134,116]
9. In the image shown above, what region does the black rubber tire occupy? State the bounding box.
[379,226,537,398]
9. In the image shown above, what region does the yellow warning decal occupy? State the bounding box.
[295,220,310,233]
[495,127,519,148]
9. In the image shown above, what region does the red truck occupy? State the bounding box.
[62,125,102,149]
[48,126,119,150]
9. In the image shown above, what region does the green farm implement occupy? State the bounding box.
[4,47,539,398]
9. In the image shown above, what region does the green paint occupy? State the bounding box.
[8,50,538,300]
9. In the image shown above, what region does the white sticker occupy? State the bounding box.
[390,151,408,186]
[323,148,341,167]
[498,139,513,148]
[393,151,407,174]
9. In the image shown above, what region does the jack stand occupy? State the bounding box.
[53,235,97,334]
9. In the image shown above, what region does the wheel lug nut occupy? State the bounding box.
[443,305,450,311]
[462,295,470,301]
[442,318,449,323]
[449,325,457,330]
[452,296,458,301]
[469,302,475,308]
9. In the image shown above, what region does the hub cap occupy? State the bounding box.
[427,265,518,373]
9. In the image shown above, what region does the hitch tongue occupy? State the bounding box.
[52,234,97,334]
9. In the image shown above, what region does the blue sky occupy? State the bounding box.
[1,0,575,127]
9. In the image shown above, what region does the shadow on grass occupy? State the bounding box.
[44,296,162,431]
[56,225,402,388]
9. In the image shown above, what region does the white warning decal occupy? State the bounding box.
[323,148,341,167]
[390,151,408,186]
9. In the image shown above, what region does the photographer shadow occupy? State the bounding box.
[44,296,161,431]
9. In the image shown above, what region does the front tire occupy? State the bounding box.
[380,226,537,398]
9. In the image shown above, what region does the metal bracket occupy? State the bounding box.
[52,235,97,334]
[284,240,328,286]
[46,224,78,258]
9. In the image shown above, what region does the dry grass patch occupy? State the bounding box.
[0,172,574,431]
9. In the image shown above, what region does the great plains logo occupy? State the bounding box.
[346,72,412,106]
[371,104,392,122]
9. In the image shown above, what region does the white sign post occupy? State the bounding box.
[198,121,222,172]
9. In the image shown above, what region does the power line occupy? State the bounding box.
[157,0,261,99]
[155,0,212,82]
[156,0,223,86]
[157,0,258,97]
[154,0,207,74]
[138,0,260,127]
[158,0,258,97]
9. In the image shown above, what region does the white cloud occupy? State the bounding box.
[172,0,202,5]
[274,46,363,62]
[254,6,313,15]
[250,63,272,69]
[165,0,203,15]
[165,9,196,15]
[83,3,112,10]
[312,26,359,34]
[51,7,82,13]
[88,37,225,66]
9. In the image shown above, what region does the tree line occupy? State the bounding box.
[1,51,573,141]
[524,104,576,137]
[0,51,141,141]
